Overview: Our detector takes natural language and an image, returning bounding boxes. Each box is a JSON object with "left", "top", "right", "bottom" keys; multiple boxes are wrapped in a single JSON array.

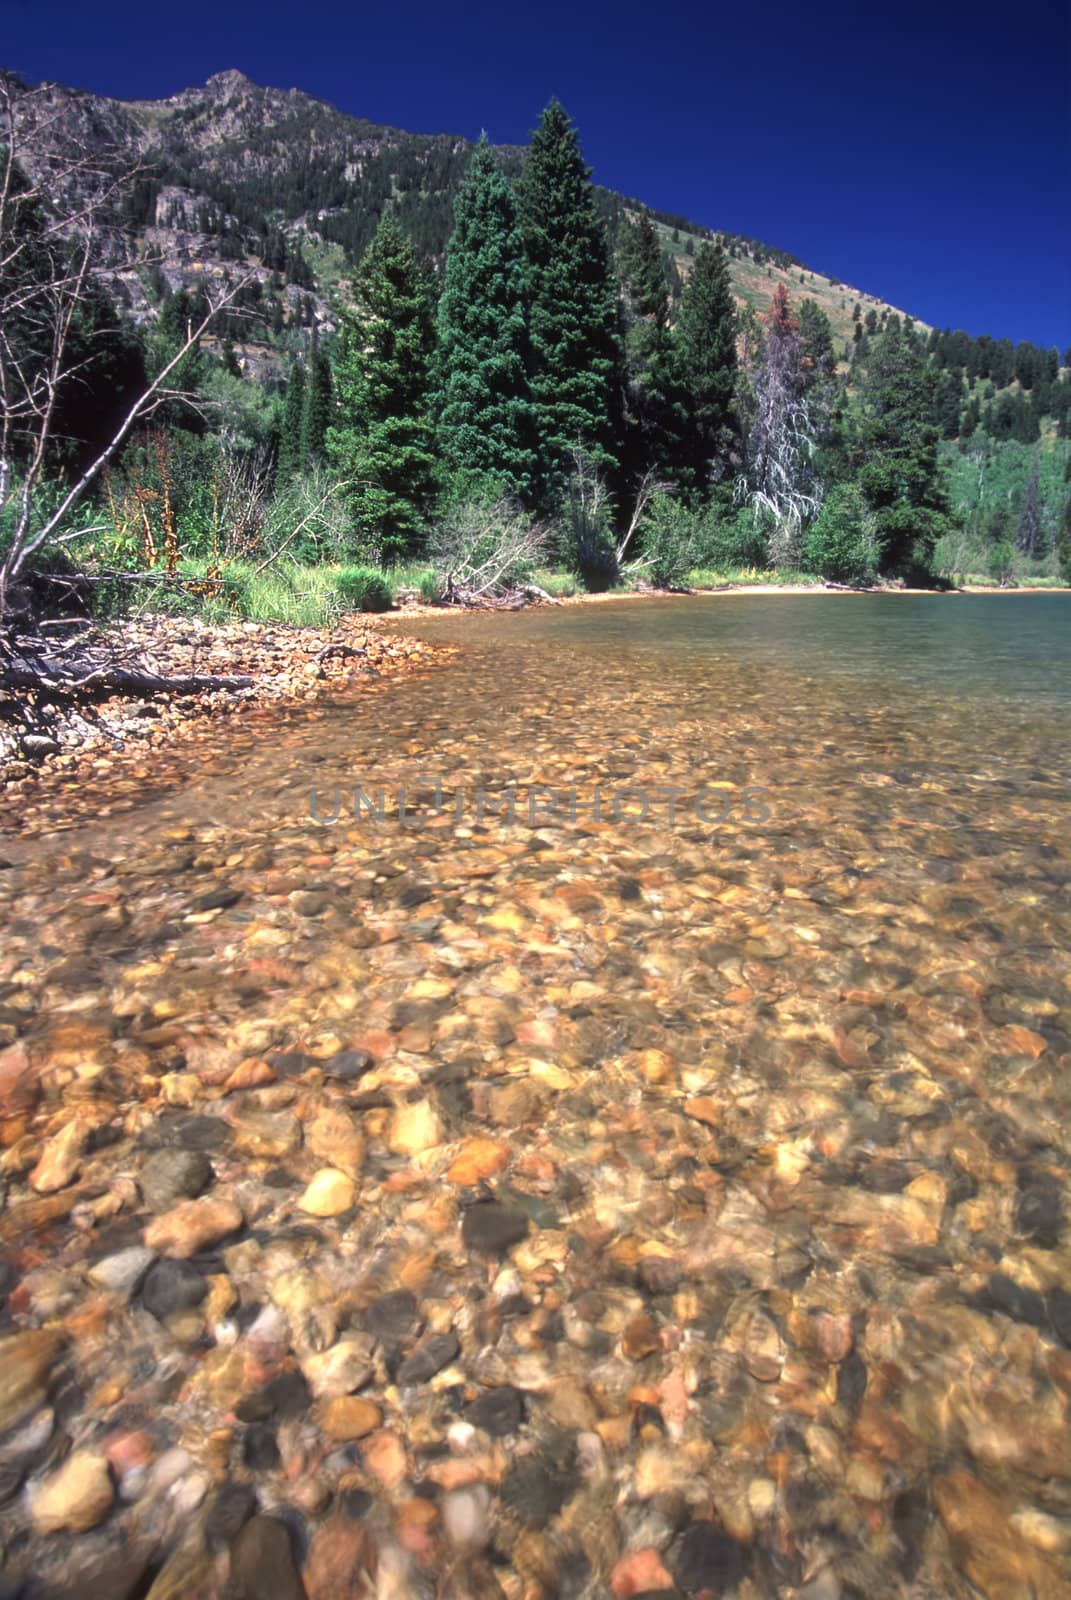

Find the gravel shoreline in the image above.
[{"left": 0, "top": 614, "right": 450, "bottom": 833}]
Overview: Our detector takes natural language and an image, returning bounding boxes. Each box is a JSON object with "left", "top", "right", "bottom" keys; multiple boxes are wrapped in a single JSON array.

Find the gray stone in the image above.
[{"left": 139, "top": 1148, "right": 213, "bottom": 1211}]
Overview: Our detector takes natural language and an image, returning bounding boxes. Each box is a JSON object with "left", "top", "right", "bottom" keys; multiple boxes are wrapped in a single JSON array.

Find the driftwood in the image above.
[
  {"left": 313, "top": 641, "right": 368, "bottom": 677},
  {"left": 520, "top": 583, "right": 562, "bottom": 605},
  {"left": 1, "top": 630, "right": 252, "bottom": 706}
]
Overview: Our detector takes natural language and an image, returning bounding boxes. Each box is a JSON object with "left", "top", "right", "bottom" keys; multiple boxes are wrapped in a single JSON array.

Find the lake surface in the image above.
[{"left": 1, "top": 593, "right": 1069, "bottom": 1597}]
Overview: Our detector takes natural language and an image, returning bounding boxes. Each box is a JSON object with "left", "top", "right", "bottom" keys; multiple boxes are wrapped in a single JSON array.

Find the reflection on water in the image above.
[{"left": 1, "top": 594, "right": 1069, "bottom": 1596}]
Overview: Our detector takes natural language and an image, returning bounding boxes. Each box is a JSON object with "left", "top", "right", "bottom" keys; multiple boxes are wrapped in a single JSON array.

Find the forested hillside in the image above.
[{"left": 1, "top": 65, "right": 1069, "bottom": 644}]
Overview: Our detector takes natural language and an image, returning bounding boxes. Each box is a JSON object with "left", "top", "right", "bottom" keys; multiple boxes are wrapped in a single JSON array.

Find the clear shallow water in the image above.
[
  {"left": 403, "top": 591, "right": 1071, "bottom": 711},
  {"left": 1, "top": 593, "right": 1070, "bottom": 1596}
]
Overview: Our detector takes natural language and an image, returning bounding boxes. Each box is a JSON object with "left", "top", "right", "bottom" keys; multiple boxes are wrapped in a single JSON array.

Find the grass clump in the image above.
[{"left": 336, "top": 566, "right": 394, "bottom": 612}]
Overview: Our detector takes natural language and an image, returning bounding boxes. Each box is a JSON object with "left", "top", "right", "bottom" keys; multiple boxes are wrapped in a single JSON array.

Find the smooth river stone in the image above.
[
  {"left": 29, "top": 1118, "right": 89, "bottom": 1193},
  {"left": 88, "top": 1245, "right": 156, "bottom": 1298},
  {"left": 461, "top": 1200, "right": 529, "bottom": 1256},
  {"left": 30, "top": 1450, "right": 114, "bottom": 1533},
  {"left": 0, "top": 1328, "right": 64, "bottom": 1432},
  {"left": 387, "top": 1099, "right": 443, "bottom": 1156},
  {"left": 304, "top": 1105, "right": 364, "bottom": 1178},
  {"left": 298, "top": 1168, "right": 356, "bottom": 1217},
  {"left": 139, "top": 1147, "right": 213, "bottom": 1210},
  {"left": 144, "top": 1196, "right": 243, "bottom": 1257},
  {"left": 319, "top": 1395, "right": 382, "bottom": 1441}
]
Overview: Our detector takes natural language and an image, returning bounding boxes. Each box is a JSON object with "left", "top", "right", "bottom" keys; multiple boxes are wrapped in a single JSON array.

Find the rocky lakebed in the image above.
[{"left": 0, "top": 595, "right": 1069, "bottom": 1599}]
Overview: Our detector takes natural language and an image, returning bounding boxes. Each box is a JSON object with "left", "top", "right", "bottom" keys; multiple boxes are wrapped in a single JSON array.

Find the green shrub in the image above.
[
  {"left": 417, "top": 570, "right": 442, "bottom": 603},
  {"left": 532, "top": 568, "right": 577, "bottom": 598},
  {"left": 987, "top": 541, "right": 1015, "bottom": 586},
  {"left": 803, "top": 485, "right": 882, "bottom": 585},
  {"left": 337, "top": 566, "right": 394, "bottom": 612},
  {"left": 1058, "top": 497, "right": 1071, "bottom": 584},
  {"left": 700, "top": 505, "right": 770, "bottom": 570},
  {"left": 636, "top": 495, "right": 703, "bottom": 589}
]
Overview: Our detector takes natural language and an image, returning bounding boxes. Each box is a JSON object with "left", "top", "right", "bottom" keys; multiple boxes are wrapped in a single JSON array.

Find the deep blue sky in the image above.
[{"left": 5, "top": 0, "right": 1068, "bottom": 348}]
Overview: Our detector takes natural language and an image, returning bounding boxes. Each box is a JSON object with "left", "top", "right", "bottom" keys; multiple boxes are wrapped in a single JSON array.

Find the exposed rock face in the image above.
[{"left": 0, "top": 63, "right": 916, "bottom": 375}]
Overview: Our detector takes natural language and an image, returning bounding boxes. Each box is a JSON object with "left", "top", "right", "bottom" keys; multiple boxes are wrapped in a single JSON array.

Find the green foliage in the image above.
[
  {"left": 942, "top": 434, "right": 1070, "bottom": 556},
  {"left": 665, "top": 244, "right": 738, "bottom": 495},
  {"left": 987, "top": 540, "right": 1015, "bottom": 584},
  {"left": 436, "top": 136, "right": 539, "bottom": 503},
  {"left": 636, "top": 494, "right": 703, "bottom": 588},
  {"left": 300, "top": 332, "right": 333, "bottom": 467},
  {"left": 855, "top": 325, "right": 955, "bottom": 579},
  {"left": 555, "top": 457, "right": 618, "bottom": 589},
  {"left": 201, "top": 365, "right": 279, "bottom": 453},
  {"left": 804, "top": 484, "right": 882, "bottom": 584},
  {"left": 707, "top": 505, "right": 770, "bottom": 569},
  {"left": 336, "top": 565, "right": 394, "bottom": 611},
  {"left": 618, "top": 215, "right": 669, "bottom": 326},
  {"left": 260, "top": 468, "right": 352, "bottom": 564},
  {"left": 326, "top": 215, "right": 440, "bottom": 561},
  {"left": 531, "top": 568, "right": 577, "bottom": 598},
  {"left": 797, "top": 299, "right": 836, "bottom": 396},
  {"left": 278, "top": 360, "right": 306, "bottom": 482},
  {"left": 617, "top": 215, "right": 674, "bottom": 488},
  {"left": 519, "top": 101, "right": 622, "bottom": 502},
  {"left": 1057, "top": 495, "right": 1071, "bottom": 583}
]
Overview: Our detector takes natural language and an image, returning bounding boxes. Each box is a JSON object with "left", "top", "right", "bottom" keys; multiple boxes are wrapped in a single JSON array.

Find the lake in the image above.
[{"left": 1, "top": 592, "right": 1069, "bottom": 1596}]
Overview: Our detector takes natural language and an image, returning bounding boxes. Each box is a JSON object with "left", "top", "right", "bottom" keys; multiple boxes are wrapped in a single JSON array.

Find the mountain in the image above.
[{"left": 0, "top": 67, "right": 923, "bottom": 381}]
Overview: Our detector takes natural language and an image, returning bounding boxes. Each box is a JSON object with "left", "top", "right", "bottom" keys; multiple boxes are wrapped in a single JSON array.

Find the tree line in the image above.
[{"left": 4, "top": 88, "right": 1071, "bottom": 613}]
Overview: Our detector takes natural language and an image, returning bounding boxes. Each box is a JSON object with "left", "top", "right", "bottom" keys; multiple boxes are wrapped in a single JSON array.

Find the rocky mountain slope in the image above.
[{"left": 2, "top": 67, "right": 922, "bottom": 380}]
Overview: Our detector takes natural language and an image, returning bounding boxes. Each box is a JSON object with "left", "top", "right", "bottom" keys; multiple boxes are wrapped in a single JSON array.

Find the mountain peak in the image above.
[{"left": 205, "top": 69, "right": 255, "bottom": 93}]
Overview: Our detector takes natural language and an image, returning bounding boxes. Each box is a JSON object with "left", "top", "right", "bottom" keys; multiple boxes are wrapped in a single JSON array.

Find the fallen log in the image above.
[{"left": 2, "top": 659, "right": 254, "bottom": 697}]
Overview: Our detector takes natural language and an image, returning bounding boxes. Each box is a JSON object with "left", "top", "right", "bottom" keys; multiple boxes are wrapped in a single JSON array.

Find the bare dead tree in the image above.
[
  {"left": 737, "top": 283, "right": 820, "bottom": 568},
  {"left": 615, "top": 467, "right": 670, "bottom": 567},
  {"left": 0, "top": 77, "right": 254, "bottom": 717}
]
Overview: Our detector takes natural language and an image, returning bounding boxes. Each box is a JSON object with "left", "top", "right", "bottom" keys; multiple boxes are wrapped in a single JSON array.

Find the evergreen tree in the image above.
[
  {"left": 435, "top": 135, "right": 539, "bottom": 501},
  {"left": 618, "top": 215, "right": 668, "bottom": 326},
  {"left": 935, "top": 369, "right": 965, "bottom": 439},
  {"left": 797, "top": 299, "right": 836, "bottom": 397},
  {"left": 326, "top": 214, "right": 439, "bottom": 560},
  {"left": 277, "top": 360, "right": 306, "bottom": 482},
  {"left": 519, "top": 100, "right": 621, "bottom": 502},
  {"left": 855, "top": 323, "right": 955, "bottom": 579},
  {"left": 300, "top": 331, "right": 333, "bottom": 467},
  {"left": 665, "top": 242, "right": 738, "bottom": 496},
  {"left": 617, "top": 215, "right": 673, "bottom": 487},
  {"left": 1015, "top": 448, "right": 1044, "bottom": 559}
]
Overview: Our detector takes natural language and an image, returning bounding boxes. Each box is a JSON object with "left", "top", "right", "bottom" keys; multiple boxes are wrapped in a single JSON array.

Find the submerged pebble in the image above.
[{"left": 0, "top": 602, "right": 1068, "bottom": 1597}]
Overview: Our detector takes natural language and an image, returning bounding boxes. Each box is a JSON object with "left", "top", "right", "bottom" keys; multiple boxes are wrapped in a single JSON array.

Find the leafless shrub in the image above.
[{"left": 429, "top": 497, "right": 549, "bottom": 605}]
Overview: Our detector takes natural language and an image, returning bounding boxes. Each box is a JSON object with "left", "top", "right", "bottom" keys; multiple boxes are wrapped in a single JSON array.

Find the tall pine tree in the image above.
[
  {"left": 436, "top": 135, "right": 539, "bottom": 502},
  {"left": 300, "top": 330, "right": 333, "bottom": 468},
  {"left": 326, "top": 215, "right": 439, "bottom": 561},
  {"left": 519, "top": 100, "right": 621, "bottom": 504},
  {"left": 617, "top": 215, "right": 673, "bottom": 485},
  {"left": 855, "top": 323, "right": 954, "bottom": 579},
  {"left": 277, "top": 360, "right": 306, "bottom": 482},
  {"left": 665, "top": 242, "right": 738, "bottom": 497}
]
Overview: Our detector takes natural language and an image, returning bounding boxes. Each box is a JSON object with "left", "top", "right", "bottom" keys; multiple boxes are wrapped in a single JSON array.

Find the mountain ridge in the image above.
[{"left": 1, "top": 66, "right": 926, "bottom": 377}]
